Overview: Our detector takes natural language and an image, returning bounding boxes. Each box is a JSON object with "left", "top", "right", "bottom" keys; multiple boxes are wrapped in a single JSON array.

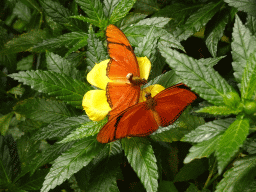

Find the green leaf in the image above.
[
  {"left": 8, "top": 84, "right": 25, "bottom": 96},
  {"left": 0, "top": 113, "right": 14, "bottom": 135},
  {"left": 224, "top": 0, "right": 256, "bottom": 17},
  {"left": 158, "top": 30, "right": 185, "bottom": 52},
  {"left": 16, "top": 55, "right": 33, "bottom": 71},
  {"left": 205, "top": 8, "right": 230, "bottom": 57},
  {"left": 20, "top": 0, "right": 41, "bottom": 12},
  {"left": 109, "top": 0, "right": 137, "bottom": 24},
  {"left": 158, "top": 181, "right": 178, "bottom": 192},
  {"left": 174, "top": 2, "right": 223, "bottom": 41},
  {"left": 9, "top": 70, "right": 91, "bottom": 108},
  {"left": 70, "top": 15, "right": 104, "bottom": 28},
  {"left": 232, "top": 15, "right": 256, "bottom": 82},
  {"left": 158, "top": 45, "right": 233, "bottom": 105},
  {"left": 46, "top": 52, "right": 82, "bottom": 80},
  {"left": 246, "top": 15, "right": 256, "bottom": 36},
  {"left": 182, "top": 118, "right": 233, "bottom": 143},
  {"left": 0, "top": 135, "right": 20, "bottom": 183},
  {"left": 122, "top": 137, "right": 158, "bottom": 192},
  {"left": 2, "top": 29, "right": 48, "bottom": 54},
  {"left": 40, "top": 0, "right": 82, "bottom": 31},
  {"left": 184, "top": 135, "right": 222, "bottom": 164},
  {"left": 216, "top": 116, "right": 250, "bottom": 174},
  {"left": 116, "top": 13, "right": 147, "bottom": 29},
  {"left": 198, "top": 56, "right": 226, "bottom": 68},
  {"left": 135, "top": 17, "right": 170, "bottom": 28},
  {"left": 13, "top": 2, "right": 31, "bottom": 23},
  {"left": 241, "top": 52, "right": 256, "bottom": 100},
  {"left": 103, "top": 0, "right": 119, "bottom": 18},
  {"left": 19, "top": 169, "right": 48, "bottom": 190},
  {"left": 41, "top": 137, "right": 104, "bottom": 192},
  {"left": 174, "top": 159, "right": 208, "bottom": 182},
  {"left": 33, "top": 32, "right": 88, "bottom": 52},
  {"left": 19, "top": 142, "right": 74, "bottom": 177},
  {"left": 86, "top": 26, "right": 108, "bottom": 70},
  {"left": 75, "top": 0, "right": 105, "bottom": 28},
  {"left": 243, "top": 138, "right": 256, "bottom": 155},
  {"left": 32, "top": 115, "right": 90, "bottom": 141},
  {"left": 216, "top": 156, "right": 256, "bottom": 192},
  {"left": 58, "top": 118, "right": 107, "bottom": 143},
  {"left": 151, "top": 108, "right": 205, "bottom": 142},
  {"left": 87, "top": 141, "right": 122, "bottom": 192},
  {"left": 186, "top": 183, "right": 200, "bottom": 192},
  {"left": 14, "top": 98, "right": 75, "bottom": 123},
  {"left": 135, "top": 26, "right": 157, "bottom": 63},
  {"left": 196, "top": 105, "right": 242, "bottom": 115},
  {"left": 133, "top": 0, "right": 159, "bottom": 15}
]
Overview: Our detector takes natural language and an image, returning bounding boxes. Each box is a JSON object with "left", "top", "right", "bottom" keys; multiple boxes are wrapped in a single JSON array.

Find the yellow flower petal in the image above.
[
  {"left": 82, "top": 90, "right": 111, "bottom": 121},
  {"left": 139, "top": 84, "right": 165, "bottom": 102},
  {"left": 87, "top": 59, "right": 112, "bottom": 90},
  {"left": 137, "top": 56, "right": 151, "bottom": 80}
]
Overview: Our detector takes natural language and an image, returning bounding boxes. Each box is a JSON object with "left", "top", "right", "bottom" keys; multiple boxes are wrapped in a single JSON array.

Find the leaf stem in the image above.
[{"left": 203, "top": 160, "right": 218, "bottom": 190}]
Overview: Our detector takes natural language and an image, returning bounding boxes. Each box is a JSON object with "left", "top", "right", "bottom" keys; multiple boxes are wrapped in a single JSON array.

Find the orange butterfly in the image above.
[
  {"left": 97, "top": 83, "right": 197, "bottom": 143},
  {"left": 106, "top": 24, "right": 148, "bottom": 119}
]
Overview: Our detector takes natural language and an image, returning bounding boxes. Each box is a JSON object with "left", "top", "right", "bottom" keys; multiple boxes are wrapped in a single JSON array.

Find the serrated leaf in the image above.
[
  {"left": 243, "top": 138, "right": 256, "bottom": 155},
  {"left": 0, "top": 112, "right": 14, "bottom": 135},
  {"left": 122, "top": 137, "right": 158, "bottom": 192},
  {"left": 75, "top": 0, "right": 105, "bottom": 28},
  {"left": 246, "top": 15, "right": 256, "bottom": 36},
  {"left": 20, "top": 0, "right": 40, "bottom": 11},
  {"left": 40, "top": 0, "right": 82, "bottom": 31},
  {"left": 46, "top": 52, "right": 82, "bottom": 80},
  {"left": 0, "top": 135, "right": 20, "bottom": 183},
  {"left": 109, "top": 0, "right": 136, "bottom": 24},
  {"left": 86, "top": 26, "right": 107, "bottom": 70},
  {"left": 135, "top": 26, "right": 157, "bottom": 63},
  {"left": 158, "top": 45, "right": 233, "bottom": 105},
  {"left": 70, "top": 15, "right": 104, "bottom": 28},
  {"left": 33, "top": 115, "right": 90, "bottom": 141},
  {"left": 135, "top": 17, "right": 170, "bottom": 28},
  {"left": 16, "top": 55, "right": 33, "bottom": 71},
  {"left": 2, "top": 29, "right": 48, "bottom": 54},
  {"left": 198, "top": 56, "right": 226, "bottom": 68},
  {"left": 174, "top": 2, "right": 223, "bottom": 41},
  {"left": 19, "top": 169, "right": 48, "bottom": 190},
  {"left": 158, "top": 181, "right": 178, "bottom": 192},
  {"left": 58, "top": 118, "right": 107, "bottom": 143},
  {"left": 133, "top": 0, "right": 158, "bottom": 15},
  {"left": 216, "top": 116, "right": 250, "bottom": 174},
  {"left": 151, "top": 108, "right": 205, "bottom": 142},
  {"left": 205, "top": 8, "right": 230, "bottom": 57},
  {"left": 224, "top": 0, "right": 256, "bottom": 17},
  {"left": 13, "top": 1, "right": 31, "bottom": 22},
  {"left": 158, "top": 30, "right": 185, "bottom": 52},
  {"left": 241, "top": 52, "right": 256, "bottom": 100},
  {"left": 33, "top": 32, "right": 88, "bottom": 52},
  {"left": 184, "top": 135, "right": 222, "bottom": 164},
  {"left": 103, "top": 0, "right": 119, "bottom": 18},
  {"left": 196, "top": 105, "right": 241, "bottom": 115},
  {"left": 116, "top": 13, "right": 147, "bottom": 29},
  {"left": 8, "top": 84, "right": 25, "bottom": 96},
  {"left": 41, "top": 137, "right": 104, "bottom": 192},
  {"left": 14, "top": 98, "right": 74, "bottom": 123},
  {"left": 9, "top": 70, "right": 91, "bottom": 108},
  {"left": 182, "top": 118, "right": 233, "bottom": 143},
  {"left": 174, "top": 159, "right": 207, "bottom": 182},
  {"left": 19, "top": 142, "right": 74, "bottom": 178},
  {"left": 87, "top": 141, "right": 122, "bottom": 192},
  {"left": 216, "top": 156, "right": 256, "bottom": 192},
  {"left": 232, "top": 15, "right": 256, "bottom": 82}
]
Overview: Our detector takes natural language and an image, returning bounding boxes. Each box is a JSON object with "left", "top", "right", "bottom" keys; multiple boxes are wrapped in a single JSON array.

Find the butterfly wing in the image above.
[
  {"left": 97, "top": 102, "right": 158, "bottom": 143},
  {"left": 106, "top": 82, "right": 140, "bottom": 119},
  {"left": 154, "top": 83, "right": 197, "bottom": 127},
  {"left": 106, "top": 24, "right": 140, "bottom": 80}
]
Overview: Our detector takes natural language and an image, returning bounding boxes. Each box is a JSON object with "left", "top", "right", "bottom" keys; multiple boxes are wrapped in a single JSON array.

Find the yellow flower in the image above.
[{"left": 82, "top": 56, "right": 164, "bottom": 121}]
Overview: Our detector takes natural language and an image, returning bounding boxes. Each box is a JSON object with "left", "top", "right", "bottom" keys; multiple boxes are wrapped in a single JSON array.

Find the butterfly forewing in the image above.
[{"left": 106, "top": 25, "right": 140, "bottom": 79}]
